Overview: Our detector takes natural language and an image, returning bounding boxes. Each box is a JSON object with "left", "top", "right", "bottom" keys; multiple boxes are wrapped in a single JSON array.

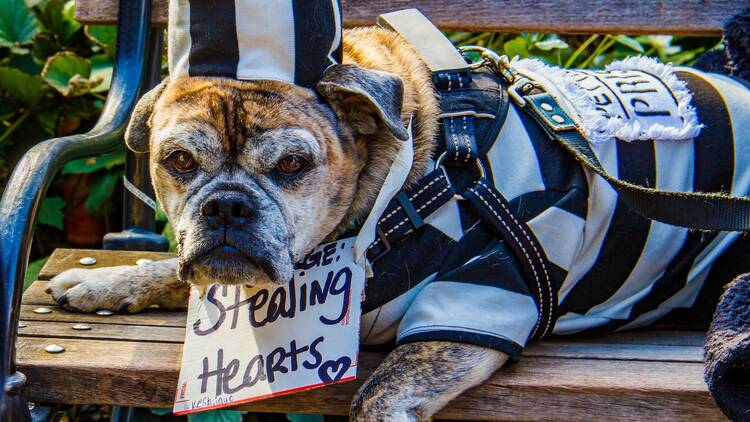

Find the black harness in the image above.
[{"left": 363, "top": 12, "right": 557, "bottom": 339}]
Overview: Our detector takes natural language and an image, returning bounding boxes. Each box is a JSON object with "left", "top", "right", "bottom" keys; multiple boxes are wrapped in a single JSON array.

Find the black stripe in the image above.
[
  {"left": 440, "top": 241, "right": 531, "bottom": 295},
  {"left": 188, "top": 0, "right": 240, "bottom": 78},
  {"left": 587, "top": 72, "right": 735, "bottom": 332},
  {"left": 678, "top": 71, "right": 735, "bottom": 194},
  {"left": 517, "top": 105, "right": 589, "bottom": 192},
  {"left": 364, "top": 225, "right": 458, "bottom": 313},
  {"left": 559, "top": 139, "right": 655, "bottom": 314},
  {"left": 291, "top": 0, "right": 341, "bottom": 86},
  {"left": 398, "top": 330, "right": 524, "bottom": 361}
]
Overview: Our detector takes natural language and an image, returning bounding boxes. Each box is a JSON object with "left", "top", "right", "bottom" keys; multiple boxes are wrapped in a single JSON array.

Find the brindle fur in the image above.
[{"left": 48, "top": 27, "right": 506, "bottom": 420}]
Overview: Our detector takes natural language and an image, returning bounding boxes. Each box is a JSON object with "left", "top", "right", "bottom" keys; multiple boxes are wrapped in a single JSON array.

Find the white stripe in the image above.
[
  {"left": 360, "top": 274, "right": 434, "bottom": 345},
  {"left": 585, "top": 138, "right": 693, "bottom": 320},
  {"left": 326, "top": 0, "right": 342, "bottom": 64},
  {"left": 424, "top": 199, "right": 463, "bottom": 241},
  {"left": 234, "top": 0, "right": 295, "bottom": 82},
  {"left": 399, "top": 281, "right": 538, "bottom": 347},
  {"left": 527, "top": 207, "right": 584, "bottom": 271},
  {"left": 553, "top": 312, "right": 611, "bottom": 335},
  {"left": 168, "top": 0, "right": 192, "bottom": 78},
  {"left": 487, "top": 105, "right": 545, "bottom": 201},
  {"left": 558, "top": 138, "right": 619, "bottom": 302}
]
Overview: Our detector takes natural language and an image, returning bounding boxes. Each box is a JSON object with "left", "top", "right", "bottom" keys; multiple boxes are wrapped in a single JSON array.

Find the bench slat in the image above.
[
  {"left": 16, "top": 337, "right": 723, "bottom": 421},
  {"left": 38, "top": 248, "right": 174, "bottom": 280},
  {"left": 20, "top": 304, "right": 186, "bottom": 327},
  {"left": 74, "top": 0, "right": 744, "bottom": 35}
]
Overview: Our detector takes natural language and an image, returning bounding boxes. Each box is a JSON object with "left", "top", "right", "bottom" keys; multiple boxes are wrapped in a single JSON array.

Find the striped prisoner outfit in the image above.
[{"left": 360, "top": 61, "right": 750, "bottom": 360}]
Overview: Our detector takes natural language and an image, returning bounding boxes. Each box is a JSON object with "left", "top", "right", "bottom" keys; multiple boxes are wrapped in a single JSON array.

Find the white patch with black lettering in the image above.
[{"left": 515, "top": 57, "right": 702, "bottom": 144}]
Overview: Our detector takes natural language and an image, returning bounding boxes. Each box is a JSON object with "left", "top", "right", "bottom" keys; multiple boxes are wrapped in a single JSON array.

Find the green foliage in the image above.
[
  {"left": 448, "top": 32, "right": 720, "bottom": 69},
  {"left": 37, "top": 195, "right": 64, "bottom": 229},
  {"left": 24, "top": 255, "right": 48, "bottom": 290},
  {"left": 0, "top": 0, "right": 119, "bottom": 231},
  {"left": 187, "top": 410, "right": 246, "bottom": 422}
]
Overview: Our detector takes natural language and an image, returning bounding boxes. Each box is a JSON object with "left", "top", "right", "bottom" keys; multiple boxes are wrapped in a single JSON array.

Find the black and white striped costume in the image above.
[
  {"left": 168, "top": 0, "right": 342, "bottom": 86},
  {"left": 360, "top": 60, "right": 750, "bottom": 360}
]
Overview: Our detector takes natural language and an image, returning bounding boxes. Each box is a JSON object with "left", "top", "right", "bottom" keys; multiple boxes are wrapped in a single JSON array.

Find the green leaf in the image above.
[
  {"left": 187, "top": 410, "right": 246, "bottom": 422},
  {"left": 534, "top": 37, "right": 569, "bottom": 52},
  {"left": 34, "top": 108, "right": 60, "bottom": 135},
  {"left": 85, "top": 25, "right": 117, "bottom": 57},
  {"left": 42, "top": 51, "right": 102, "bottom": 96},
  {"left": 63, "top": 149, "right": 125, "bottom": 174},
  {"left": 24, "top": 256, "right": 48, "bottom": 290},
  {"left": 85, "top": 170, "right": 119, "bottom": 213},
  {"left": 31, "top": 32, "right": 61, "bottom": 64},
  {"left": 61, "top": 0, "right": 82, "bottom": 42},
  {"left": 90, "top": 53, "right": 113, "bottom": 93},
  {"left": 0, "top": 0, "right": 39, "bottom": 50},
  {"left": 0, "top": 67, "right": 44, "bottom": 105},
  {"left": 503, "top": 37, "right": 530, "bottom": 59},
  {"left": 38, "top": 196, "right": 65, "bottom": 229},
  {"left": 612, "top": 35, "right": 645, "bottom": 53},
  {"left": 287, "top": 415, "right": 325, "bottom": 422}
]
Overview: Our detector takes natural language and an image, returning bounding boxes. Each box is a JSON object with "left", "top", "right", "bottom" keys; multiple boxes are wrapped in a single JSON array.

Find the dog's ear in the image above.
[
  {"left": 317, "top": 64, "right": 408, "bottom": 141},
  {"left": 125, "top": 78, "right": 169, "bottom": 153}
]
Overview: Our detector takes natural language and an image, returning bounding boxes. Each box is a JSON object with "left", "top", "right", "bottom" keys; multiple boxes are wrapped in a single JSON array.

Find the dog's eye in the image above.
[
  {"left": 277, "top": 155, "right": 306, "bottom": 175},
  {"left": 168, "top": 151, "right": 198, "bottom": 174}
]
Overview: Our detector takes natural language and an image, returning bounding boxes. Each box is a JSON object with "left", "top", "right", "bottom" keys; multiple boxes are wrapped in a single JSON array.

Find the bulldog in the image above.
[{"left": 46, "top": 17, "right": 750, "bottom": 422}]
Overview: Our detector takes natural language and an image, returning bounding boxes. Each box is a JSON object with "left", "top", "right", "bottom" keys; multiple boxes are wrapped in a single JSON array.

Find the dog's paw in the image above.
[{"left": 46, "top": 266, "right": 151, "bottom": 313}]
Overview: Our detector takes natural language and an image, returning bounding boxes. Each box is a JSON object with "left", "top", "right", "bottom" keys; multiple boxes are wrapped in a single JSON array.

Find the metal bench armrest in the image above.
[{"left": 0, "top": 0, "right": 153, "bottom": 419}]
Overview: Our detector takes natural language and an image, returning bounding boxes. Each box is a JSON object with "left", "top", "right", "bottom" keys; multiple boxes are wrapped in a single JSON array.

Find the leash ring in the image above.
[{"left": 434, "top": 151, "right": 486, "bottom": 201}]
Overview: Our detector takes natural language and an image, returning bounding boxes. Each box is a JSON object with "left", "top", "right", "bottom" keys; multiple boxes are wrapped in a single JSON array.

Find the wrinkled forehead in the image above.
[{"left": 150, "top": 77, "right": 338, "bottom": 152}]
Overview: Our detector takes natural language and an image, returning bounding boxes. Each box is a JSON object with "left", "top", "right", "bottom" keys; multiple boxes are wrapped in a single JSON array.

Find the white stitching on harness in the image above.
[
  {"left": 478, "top": 180, "right": 553, "bottom": 337},
  {"left": 449, "top": 119, "right": 460, "bottom": 161},
  {"left": 468, "top": 186, "right": 544, "bottom": 338},
  {"left": 369, "top": 185, "right": 452, "bottom": 250},
  {"left": 377, "top": 174, "right": 446, "bottom": 224},
  {"left": 462, "top": 116, "right": 471, "bottom": 163}
]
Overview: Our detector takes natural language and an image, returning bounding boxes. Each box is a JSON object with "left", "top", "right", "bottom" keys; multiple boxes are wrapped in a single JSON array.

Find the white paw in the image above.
[{"left": 46, "top": 266, "right": 148, "bottom": 313}]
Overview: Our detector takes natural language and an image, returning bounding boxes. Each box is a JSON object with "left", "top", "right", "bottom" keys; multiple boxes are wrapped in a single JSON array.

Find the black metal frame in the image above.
[{"left": 0, "top": 0, "right": 154, "bottom": 420}]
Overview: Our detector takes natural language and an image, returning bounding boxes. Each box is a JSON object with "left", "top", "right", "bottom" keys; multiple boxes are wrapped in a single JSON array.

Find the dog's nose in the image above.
[{"left": 201, "top": 194, "right": 253, "bottom": 229}]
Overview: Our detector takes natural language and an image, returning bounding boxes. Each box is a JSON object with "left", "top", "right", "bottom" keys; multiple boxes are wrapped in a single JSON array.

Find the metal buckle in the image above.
[
  {"left": 434, "top": 151, "right": 486, "bottom": 201},
  {"left": 369, "top": 225, "right": 392, "bottom": 263}
]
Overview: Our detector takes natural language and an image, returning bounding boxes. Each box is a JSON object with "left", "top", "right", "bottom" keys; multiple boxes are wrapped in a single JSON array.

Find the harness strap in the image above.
[
  {"left": 464, "top": 178, "right": 556, "bottom": 339},
  {"left": 521, "top": 91, "right": 750, "bottom": 232},
  {"left": 366, "top": 169, "right": 456, "bottom": 262}
]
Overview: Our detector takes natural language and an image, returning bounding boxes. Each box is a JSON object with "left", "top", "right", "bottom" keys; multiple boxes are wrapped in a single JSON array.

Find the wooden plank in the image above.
[
  {"left": 74, "top": 0, "right": 744, "bottom": 35},
  {"left": 20, "top": 304, "right": 186, "bottom": 327},
  {"left": 17, "top": 320, "right": 185, "bottom": 343},
  {"left": 38, "top": 248, "right": 175, "bottom": 280},
  {"left": 16, "top": 337, "right": 724, "bottom": 421},
  {"left": 16, "top": 311, "right": 703, "bottom": 362}
]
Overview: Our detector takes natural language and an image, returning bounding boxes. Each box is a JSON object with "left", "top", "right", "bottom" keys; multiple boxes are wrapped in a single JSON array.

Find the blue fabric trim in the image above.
[{"left": 397, "top": 329, "right": 524, "bottom": 361}]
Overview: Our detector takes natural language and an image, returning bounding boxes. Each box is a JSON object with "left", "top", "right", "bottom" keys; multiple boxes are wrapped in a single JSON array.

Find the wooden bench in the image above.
[
  {"left": 18, "top": 249, "right": 725, "bottom": 420},
  {"left": 10, "top": 0, "right": 749, "bottom": 420}
]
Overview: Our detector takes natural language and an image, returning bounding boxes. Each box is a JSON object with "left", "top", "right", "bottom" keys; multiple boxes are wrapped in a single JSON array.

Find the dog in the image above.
[{"left": 46, "top": 15, "right": 750, "bottom": 421}]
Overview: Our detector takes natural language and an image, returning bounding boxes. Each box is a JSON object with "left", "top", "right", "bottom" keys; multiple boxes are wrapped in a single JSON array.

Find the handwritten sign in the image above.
[{"left": 173, "top": 237, "right": 365, "bottom": 415}]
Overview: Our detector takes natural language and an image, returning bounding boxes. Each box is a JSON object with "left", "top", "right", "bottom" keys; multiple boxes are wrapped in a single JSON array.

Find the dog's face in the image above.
[{"left": 125, "top": 65, "right": 407, "bottom": 287}]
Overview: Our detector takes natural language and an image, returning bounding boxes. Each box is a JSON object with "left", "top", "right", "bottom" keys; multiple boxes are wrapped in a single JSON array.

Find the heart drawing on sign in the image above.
[{"left": 317, "top": 356, "right": 352, "bottom": 383}]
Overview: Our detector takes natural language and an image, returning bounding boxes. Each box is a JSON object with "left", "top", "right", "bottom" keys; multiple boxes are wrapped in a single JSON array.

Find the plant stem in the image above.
[
  {"left": 579, "top": 36, "right": 615, "bottom": 69},
  {"left": 564, "top": 34, "right": 599, "bottom": 68},
  {"left": 0, "top": 109, "right": 32, "bottom": 146}
]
